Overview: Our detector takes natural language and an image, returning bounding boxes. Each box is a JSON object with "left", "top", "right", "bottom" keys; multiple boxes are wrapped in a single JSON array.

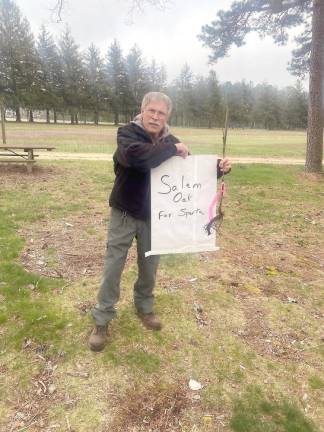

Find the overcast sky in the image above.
[{"left": 16, "top": 0, "right": 306, "bottom": 88}]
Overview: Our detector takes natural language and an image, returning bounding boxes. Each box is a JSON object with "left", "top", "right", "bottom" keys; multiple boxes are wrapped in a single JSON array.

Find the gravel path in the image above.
[{"left": 39, "top": 151, "right": 306, "bottom": 165}]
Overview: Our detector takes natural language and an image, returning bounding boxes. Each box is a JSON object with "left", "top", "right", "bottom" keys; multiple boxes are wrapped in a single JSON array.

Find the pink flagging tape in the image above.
[{"left": 208, "top": 182, "right": 225, "bottom": 221}]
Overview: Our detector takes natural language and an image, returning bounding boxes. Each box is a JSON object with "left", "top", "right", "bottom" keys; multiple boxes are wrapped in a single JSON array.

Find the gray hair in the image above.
[{"left": 141, "top": 92, "right": 173, "bottom": 116}]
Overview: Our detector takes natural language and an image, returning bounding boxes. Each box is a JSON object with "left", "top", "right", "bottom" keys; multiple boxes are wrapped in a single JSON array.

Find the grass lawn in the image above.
[
  {"left": 4, "top": 121, "right": 308, "bottom": 158},
  {"left": 0, "top": 160, "right": 323, "bottom": 431}
]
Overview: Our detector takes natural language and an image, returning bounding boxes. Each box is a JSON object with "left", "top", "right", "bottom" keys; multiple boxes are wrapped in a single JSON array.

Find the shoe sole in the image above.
[{"left": 89, "top": 342, "right": 106, "bottom": 352}]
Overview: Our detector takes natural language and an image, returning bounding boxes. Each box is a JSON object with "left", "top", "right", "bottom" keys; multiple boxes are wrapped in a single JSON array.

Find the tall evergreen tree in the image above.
[
  {"left": 206, "top": 70, "right": 223, "bottom": 127},
  {"left": 191, "top": 71, "right": 223, "bottom": 128},
  {"left": 58, "top": 26, "right": 84, "bottom": 124},
  {"left": 222, "top": 82, "right": 240, "bottom": 127},
  {"left": 199, "top": 0, "right": 323, "bottom": 172},
  {"left": 37, "top": 25, "right": 62, "bottom": 123},
  {"left": 222, "top": 81, "right": 254, "bottom": 127},
  {"left": 158, "top": 64, "right": 167, "bottom": 92},
  {"left": 147, "top": 59, "right": 167, "bottom": 92},
  {"left": 84, "top": 43, "right": 108, "bottom": 124},
  {"left": 105, "top": 39, "right": 131, "bottom": 124},
  {"left": 284, "top": 81, "right": 308, "bottom": 129},
  {"left": 253, "top": 83, "right": 283, "bottom": 130},
  {"left": 0, "top": 0, "right": 39, "bottom": 121},
  {"left": 175, "top": 63, "right": 195, "bottom": 126},
  {"left": 240, "top": 80, "right": 254, "bottom": 127},
  {"left": 126, "top": 44, "right": 149, "bottom": 116}
]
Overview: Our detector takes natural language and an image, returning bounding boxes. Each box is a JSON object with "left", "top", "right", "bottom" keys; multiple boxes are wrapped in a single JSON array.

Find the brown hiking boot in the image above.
[
  {"left": 137, "top": 312, "right": 162, "bottom": 331},
  {"left": 89, "top": 325, "right": 108, "bottom": 352}
]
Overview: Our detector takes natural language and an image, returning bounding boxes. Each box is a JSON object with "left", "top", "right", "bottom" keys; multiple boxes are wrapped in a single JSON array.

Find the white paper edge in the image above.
[{"left": 145, "top": 245, "right": 219, "bottom": 257}]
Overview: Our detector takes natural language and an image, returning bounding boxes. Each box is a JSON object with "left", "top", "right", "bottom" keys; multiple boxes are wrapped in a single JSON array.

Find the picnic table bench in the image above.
[{"left": 0, "top": 145, "right": 55, "bottom": 173}]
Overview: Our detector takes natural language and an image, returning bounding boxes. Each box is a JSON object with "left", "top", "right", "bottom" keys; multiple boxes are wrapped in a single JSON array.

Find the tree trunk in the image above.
[
  {"left": 54, "top": 110, "right": 57, "bottom": 124},
  {"left": 28, "top": 110, "right": 34, "bottom": 122},
  {"left": 46, "top": 109, "right": 50, "bottom": 123},
  {"left": 1, "top": 103, "right": 6, "bottom": 145},
  {"left": 114, "top": 111, "right": 119, "bottom": 125},
  {"left": 16, "top": 107, "right": 21, "bottom": 122},
  {"left": 70, "top": 113, "right": 74, "bottom": 124},
  {"left": 305, "top": 0, "right": 324, "bottom": 173},
  {"left": 94, "top": 110, "right": 99, "bottom": 125},
  {"left": 75, "top": 113, "right": 79, "bottom": 124}
]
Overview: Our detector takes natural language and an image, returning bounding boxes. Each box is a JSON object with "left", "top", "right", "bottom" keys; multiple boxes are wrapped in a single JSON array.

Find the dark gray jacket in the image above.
[{"left": 109, "top": 122, "right": 179, "bottom": 220}]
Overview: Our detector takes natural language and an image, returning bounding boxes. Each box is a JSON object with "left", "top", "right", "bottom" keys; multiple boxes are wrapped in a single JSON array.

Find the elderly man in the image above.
[{"left": 89, "top": 92, "right": 231, "bottom": 352}]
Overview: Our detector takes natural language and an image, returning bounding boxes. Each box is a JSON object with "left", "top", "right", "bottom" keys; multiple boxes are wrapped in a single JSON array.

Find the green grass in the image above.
[
  {"left": 4, "top": 121, "right": 309, "bottom": 157},
  {"left": 230, "top": 386, "right": 318, "bottom": 432},
  {"left": 0, "top": 206, "right": 68, "bottom": 352},
  {"left": 308, "top": 375, "right": 324, "bottom": 390},
  {"left": 0, "top": 160, "right": 323, "bottom": 431}
]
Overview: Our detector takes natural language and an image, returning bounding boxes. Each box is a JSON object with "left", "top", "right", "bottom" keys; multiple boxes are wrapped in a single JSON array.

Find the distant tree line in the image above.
[{"left": 0, "top": 0, "right": 308, "bottom": 130}]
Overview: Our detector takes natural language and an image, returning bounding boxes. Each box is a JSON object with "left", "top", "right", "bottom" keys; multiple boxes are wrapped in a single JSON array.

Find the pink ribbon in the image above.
[{"left": 208, "top": 182, "right": 225, "bottom": 221}]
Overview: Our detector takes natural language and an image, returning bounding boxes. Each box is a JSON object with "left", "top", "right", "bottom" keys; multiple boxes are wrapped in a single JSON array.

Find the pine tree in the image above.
[
  {"left": 190, "top": 75, "right": 209, "bottom": 127},
  {"left": 105, "top": 40, "right": 131, "bottom": 124},
  {"left": 284, "top": 81, "right": 308, "bottom": 129},
  {"left": 147, "top": 59, "right": 167, "bottom": 92},
  {"left": 189, "top": 71, "right": 223, "bottom": 128},
  {"left": 206, "top": 70, "right": 223, "bottom": 127},
  {"left": 37, "top": 25, "right": 62, "bottom": 123},
  {"left": 84, "top": 43, "right": 108, "bottom": 124},
  {"left": 0, "top": 0, "right": 39, "bottom": 121},
  {"left": 126, "top": 44, "right": 149, "bottom": 116},
  {"left": 222, "top": 81, "right": 254, "bottom": 127},
  {"left": 176, "top": 63, "right": 195, "bottom": 127},
  {"left": 252, "top": 83, "right": 283, "bottom": 130},
  {"left": 199, "top": 0, "right": 323, "bottom": 173},
  {"left": 159, "top": 65, "right": 167, "bottom": 92},
  {"left": 58, "top": 26, "right": 85, "bottom": 124}
]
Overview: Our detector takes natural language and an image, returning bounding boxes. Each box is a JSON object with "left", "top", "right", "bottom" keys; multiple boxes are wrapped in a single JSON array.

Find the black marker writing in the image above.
[
  {"left": 158, "top": 175, "right": 202, "bottom": 195},
  {"left": 178, "top": 208, "right": 204, "bottom": 218}
]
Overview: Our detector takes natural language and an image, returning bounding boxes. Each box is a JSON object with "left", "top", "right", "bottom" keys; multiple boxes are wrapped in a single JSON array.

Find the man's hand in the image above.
[
  {"left": 219, "top": 157, "right": 231, "bottom": 174},
  {"left": 175, "top": 142, "right": 189, "bottom": 158}
]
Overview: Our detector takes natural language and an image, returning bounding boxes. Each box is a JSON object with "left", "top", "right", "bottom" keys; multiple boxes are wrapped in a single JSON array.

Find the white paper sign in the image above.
[{"left": 145, "top": 155, "right": 219, "bottom": 256}]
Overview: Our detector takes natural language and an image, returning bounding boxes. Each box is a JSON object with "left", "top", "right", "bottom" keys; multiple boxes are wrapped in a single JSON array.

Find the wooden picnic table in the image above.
[{"left": 0, "top": 145, "right": 55, "bottom": 173}]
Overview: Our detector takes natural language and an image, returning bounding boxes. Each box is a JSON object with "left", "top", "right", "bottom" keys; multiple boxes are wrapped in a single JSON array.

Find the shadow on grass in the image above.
[{"left": 230, "top": 386, "right": 318, "bottom": 432}]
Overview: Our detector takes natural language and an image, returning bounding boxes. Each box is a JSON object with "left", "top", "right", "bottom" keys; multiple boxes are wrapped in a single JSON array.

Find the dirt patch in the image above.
[
  {"left": 5, "top": 343, "right": 65, "bottom": 432},
  {"left": 0, "top": 164, "right": 64, "bottom": 187},
  {"left": 219, "top": 225, "right": 324, "bottom": 292},
  {"left": 109, "top": 382, "right": 203, "bottom": 432},
  {"left": 235, "top": 298, "right": 307, "bottom": 362},
  {"left": 19, "top": 212, "right": 137, "bottom": 281},
  {"left": 19, "top": 213, "right": 106, "bottom": 280}
]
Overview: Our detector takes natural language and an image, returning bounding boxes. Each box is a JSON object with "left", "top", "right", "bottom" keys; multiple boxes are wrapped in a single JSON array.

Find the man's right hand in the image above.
[{"left": 175, "top": 142, "right": 189, "bottom": 158}]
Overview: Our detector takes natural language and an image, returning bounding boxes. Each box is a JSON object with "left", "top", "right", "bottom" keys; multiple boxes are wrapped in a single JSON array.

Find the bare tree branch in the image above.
[
  {"left": 50, "top": 0, "right": 172, "bottom": 22},
  {"left": 51, "top": 0, "right": 64, "bottom": 22}
]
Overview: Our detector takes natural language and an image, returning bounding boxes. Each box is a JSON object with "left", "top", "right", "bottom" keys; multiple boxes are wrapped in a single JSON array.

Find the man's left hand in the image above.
[{"left": 219, "top": 157, "right": 231, "bottom": 174}]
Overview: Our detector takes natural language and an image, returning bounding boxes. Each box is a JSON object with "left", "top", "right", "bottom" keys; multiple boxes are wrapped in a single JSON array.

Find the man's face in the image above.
[{"left": 141, "top": 100, "right": 169, "bottom": 138}]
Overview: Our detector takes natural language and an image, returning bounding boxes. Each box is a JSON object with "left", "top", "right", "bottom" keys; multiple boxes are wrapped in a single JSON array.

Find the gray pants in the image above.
[{"left": 92, "top": 207, "right": 160, "bottom": 326}]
